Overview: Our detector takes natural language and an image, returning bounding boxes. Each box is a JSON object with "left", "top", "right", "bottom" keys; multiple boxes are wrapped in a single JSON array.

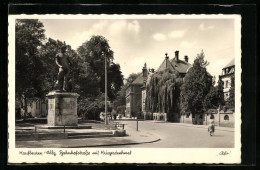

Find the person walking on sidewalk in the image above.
[{"left": 208, "top": 120, "right": 215, "bottom": 136}]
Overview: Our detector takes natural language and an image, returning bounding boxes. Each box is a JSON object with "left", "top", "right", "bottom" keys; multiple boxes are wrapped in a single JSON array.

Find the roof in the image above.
[
  {"left": 131, "top": 73, "right": 144, "bottom": 85},
  {"left": 224, "top": 58, "right": 235, "bottom": 68},
  {"left": 170, "top": 58, "right": 191, "bottom": 73},
  {"left": 157, "top": 58, "right": 175, "bottom": 72}
]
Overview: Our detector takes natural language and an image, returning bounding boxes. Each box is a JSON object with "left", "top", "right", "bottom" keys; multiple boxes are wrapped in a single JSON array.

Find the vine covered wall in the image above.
[{"left": 145, "top": 69, "right": 182, "bottom": 122}]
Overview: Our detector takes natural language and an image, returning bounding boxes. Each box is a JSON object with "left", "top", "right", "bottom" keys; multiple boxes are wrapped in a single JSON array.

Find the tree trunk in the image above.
[{"left": 24, "top": 95, "right": 28, "bottom": 116}]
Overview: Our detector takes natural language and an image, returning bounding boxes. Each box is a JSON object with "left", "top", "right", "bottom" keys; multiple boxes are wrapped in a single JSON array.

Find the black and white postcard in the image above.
[{"left": 8, "top": 14, "right": 241, "bottom": 164}]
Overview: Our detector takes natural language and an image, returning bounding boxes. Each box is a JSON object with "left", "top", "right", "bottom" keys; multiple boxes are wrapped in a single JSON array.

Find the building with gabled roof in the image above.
[
  {"left": 141, "top": 51, "right": 191, "bottom": 121},
  {"left": 170, "top": 51, "right": 191, "bottom": 77},
  {"left": 125, "top": 50, "right": 191, "bottom": 119}
]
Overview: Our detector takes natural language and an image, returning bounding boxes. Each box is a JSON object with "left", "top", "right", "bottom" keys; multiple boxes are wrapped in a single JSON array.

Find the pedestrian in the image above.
[
  {"left": 114, "top": 113, "right": 117, "bottom": 120},
  {"left": 208, "top": 119, "right": 215, "bottom": 136}
]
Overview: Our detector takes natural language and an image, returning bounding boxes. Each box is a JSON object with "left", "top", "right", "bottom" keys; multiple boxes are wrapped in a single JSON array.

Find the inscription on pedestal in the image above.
[{"left": 47, "top": 92, "right": 79, "bottom": 126}]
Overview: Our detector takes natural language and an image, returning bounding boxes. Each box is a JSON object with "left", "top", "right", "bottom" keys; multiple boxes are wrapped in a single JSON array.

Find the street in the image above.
[{"left": 109, "top": 120, "right": 234, "bottom": 148}]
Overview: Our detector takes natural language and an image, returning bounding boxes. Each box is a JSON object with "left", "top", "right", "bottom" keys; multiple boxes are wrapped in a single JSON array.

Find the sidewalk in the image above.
[
  {"left": 16, "top": 124, "right": 160, "bottom": 148},
  {"left": 152, "top": 121, "right": 234, "bottom": 132}
]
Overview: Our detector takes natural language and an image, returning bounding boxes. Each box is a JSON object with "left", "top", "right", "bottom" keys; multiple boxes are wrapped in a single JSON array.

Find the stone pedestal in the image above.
[{"left": 47, "top": 91, "right": 79, "bottom": 126}]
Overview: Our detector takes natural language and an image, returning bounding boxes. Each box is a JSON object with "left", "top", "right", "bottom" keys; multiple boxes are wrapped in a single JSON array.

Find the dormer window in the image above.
[{"left": 230, "top": 67, "right": 234, "bottom": 73}]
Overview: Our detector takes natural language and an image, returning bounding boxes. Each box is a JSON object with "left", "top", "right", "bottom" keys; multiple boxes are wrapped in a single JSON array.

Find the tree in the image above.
[
  {"left": 181, "top": 50, "right": 212, "bottom": 117},
  {"left": 15, "top": 19, "right": 46, "bottom": 114},
  {"left": 38, "top": 38, "right": 95, "bottom": 95},
  {"left": 126, "top": 73, "right": 140, "bottom": 84},
  {"left": 107, "top": 63, "right": 124, "bottom": 100},
  {"left": 77, "top": 35, "right": 123, "bottom": 101},
  {"left": 204, "top": 79, "right": 225, "bottom": 109},
  {"left": 145, "top": 69, "right": 182, "bottom": 121}
]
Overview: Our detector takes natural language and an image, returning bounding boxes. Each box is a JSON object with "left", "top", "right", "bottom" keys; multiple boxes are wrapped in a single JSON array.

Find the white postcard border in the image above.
[{"left": 8, "top": 14, "right": 241, "bottom": 164}]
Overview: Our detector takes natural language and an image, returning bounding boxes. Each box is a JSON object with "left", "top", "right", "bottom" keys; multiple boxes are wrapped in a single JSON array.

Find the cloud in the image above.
[
  {"left": 198, "top": 23, "right": 215, "bottom": 31},
  {"left": 180, "top": 41, "right": 196, "bottom": 48},
  {"left": 127, "top": 20, "right": 140, "bottom": 34},
  {"left": 153, "top": 33, "right": 166, "bottom": 41},
  {"left": 68, "top": 20, "right": 141, "bottom": 50},
  {"left": 169, "top": 30, "right": 186, "bottom": 38}
]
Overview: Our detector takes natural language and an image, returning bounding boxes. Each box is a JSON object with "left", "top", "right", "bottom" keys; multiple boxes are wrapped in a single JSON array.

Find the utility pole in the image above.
[
  {"left": 136, "top": 113, "right": 138, "bottom": 131},
  {"left": 104, "top": 53, "right": 108, "bottom": 125},
  {"left": 218, "top": 105, "right": 220, "bottom": 127}
]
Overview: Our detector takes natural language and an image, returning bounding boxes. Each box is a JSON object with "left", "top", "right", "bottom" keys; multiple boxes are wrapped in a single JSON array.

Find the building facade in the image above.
[
  {"left": 219, "top": 59, "right": 235, "bottom": 101},
  {"left": 125, "top": 74, "right": 144, "bottom": 118},
  {"left": 15, "top": 97, "right": 48, "bottom": 118},
  {"left": 27, "top": 98, "right": 48, "bottom": 118}
]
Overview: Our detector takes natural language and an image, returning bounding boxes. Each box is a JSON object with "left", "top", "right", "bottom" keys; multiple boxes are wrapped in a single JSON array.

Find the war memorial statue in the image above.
[
  {"left": 54, "top": 45, "right": 71, "bottom": 92},
  {"left": 46, "top": 45, "right": 79, "bottom": 126}
]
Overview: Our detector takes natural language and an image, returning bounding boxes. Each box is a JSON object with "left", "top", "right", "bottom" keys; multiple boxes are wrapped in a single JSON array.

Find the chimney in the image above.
[
  {"left": 142, "top": 63, "right": 148, "bottom": 78},
  {"left": 184, "top": 55, "right": 188, "bottom": 63},
  {"left": 175, "top": 51, "right": 179, "bottom": 61}
]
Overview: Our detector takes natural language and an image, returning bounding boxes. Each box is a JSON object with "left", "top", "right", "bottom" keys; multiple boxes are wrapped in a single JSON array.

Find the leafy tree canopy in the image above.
[
  {"left": 181, "top": 50, "right": 212, "bottom": 114},
  {"left": 204, "top": 79, "right": 225, "bottom": 109},
  {"left": 15, "top": 19, "right": 46, "bottom": 98},
  {"left": 77, "top": 35, "right": 123, "bottom": 101},
  {"left": 145, "top": 69, "right": 182, "bottom": 121}
]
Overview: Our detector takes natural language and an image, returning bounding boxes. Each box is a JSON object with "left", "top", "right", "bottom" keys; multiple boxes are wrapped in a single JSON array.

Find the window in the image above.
[
  {"left": 225, "top": 93, "right": 229, "bottom": 99},
  {"left": 210, "top": 114, "right": 214, "bottom": 119},
  {"left": 224, "top": 115, "right": 229, "bottom": 121},
  {"left": 226, "top": 80, "right": 229, "bottom": 88}
]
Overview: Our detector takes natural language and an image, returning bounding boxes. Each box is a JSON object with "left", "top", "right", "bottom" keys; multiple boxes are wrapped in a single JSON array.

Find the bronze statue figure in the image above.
[{"left": 54, "top": 45, "right": 72, "bottom": 92}]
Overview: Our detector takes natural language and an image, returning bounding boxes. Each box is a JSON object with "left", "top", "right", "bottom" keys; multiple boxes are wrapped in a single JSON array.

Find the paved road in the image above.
[{"left": 108, "top": 120, "right": 234, "bottom": 148}]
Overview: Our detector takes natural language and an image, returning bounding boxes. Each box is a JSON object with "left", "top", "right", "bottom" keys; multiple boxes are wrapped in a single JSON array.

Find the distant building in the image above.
[
  {"left": 27, "top": 98, "right": 48, "bottom": 117},
  {"left": 125, "top": 73, "right": 144, "bottom": 118},
  {"left": 219, "top": 59, "right": 235, "bottom": 101},
  {"left": 15, "top": 97, "right": 48, "bottom": 118}
]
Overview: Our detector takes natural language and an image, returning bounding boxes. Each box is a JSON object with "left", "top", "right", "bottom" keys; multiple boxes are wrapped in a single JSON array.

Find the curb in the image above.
[{"left": 67, "top": 138, "right": 161, "bottom": 148}]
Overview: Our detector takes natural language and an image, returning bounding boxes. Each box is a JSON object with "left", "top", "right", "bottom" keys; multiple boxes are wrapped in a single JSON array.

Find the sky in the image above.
[{"left": 40, "top": 17, "right": 235, "bottom": 81}]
